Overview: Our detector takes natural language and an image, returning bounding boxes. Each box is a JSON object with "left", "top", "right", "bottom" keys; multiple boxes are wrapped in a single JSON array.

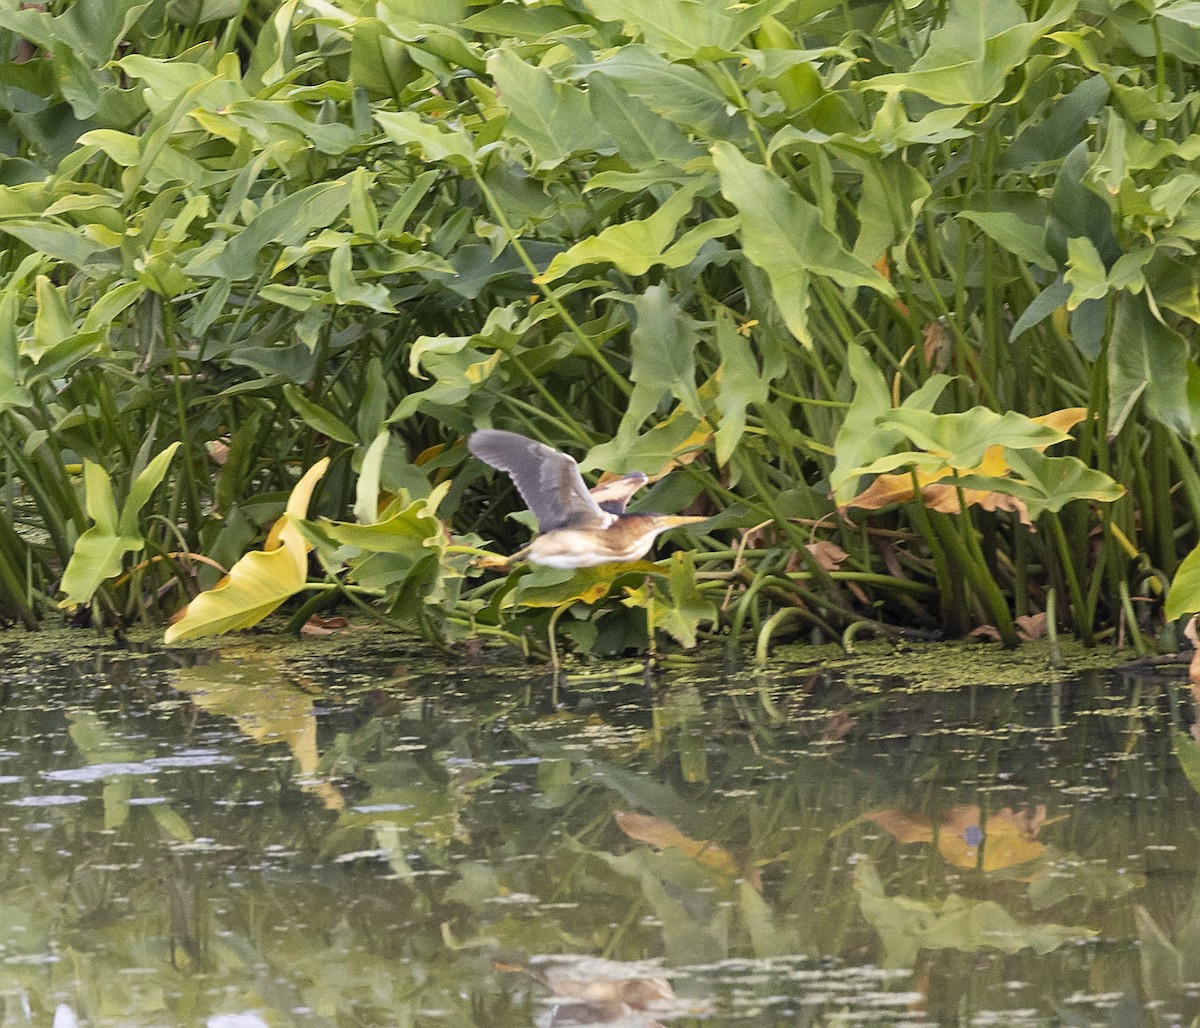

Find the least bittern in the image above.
[{"left": 468, "top": 429, "right": 707, "bottom": 568}]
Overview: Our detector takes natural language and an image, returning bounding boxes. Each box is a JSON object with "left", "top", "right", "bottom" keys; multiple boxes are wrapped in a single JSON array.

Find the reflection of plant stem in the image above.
[{"left": 1046, "top": 587, "right": 1063, "bottom": 668}]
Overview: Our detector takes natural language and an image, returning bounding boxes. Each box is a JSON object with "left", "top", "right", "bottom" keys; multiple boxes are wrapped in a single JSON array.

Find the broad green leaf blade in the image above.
[
  {"left": 118, "top": 441, "right": 180, "bottom": 536},
  {"left": 831, "top": 347, "right": 952, "bottom": 501},
  {"left": 656, "top": 551, "right": 717, "bottom": 648},
  {"left": 1108, "top": 292, "right": 1192, "bottom": 437},
  {"left": 713, "top": 311, "right": 770, "bottom": 467},
  {"left": 83, "top": 460, "right": 120, "bottom": 534},
  {"left": 283, "top": 385, "right": 358, "bottom": 445},
  {"left": 876, "top": 408, "right": 1071, "bottom": 469},
  {"left": 185, "top": 178, "right": 354, "bottom": 281},
  {"left": 58, "top": 526, "right": 145, "bottom": 609},
  {"left": 488, "top": 49, "right": 602, "bottom": 170},
  {"left": 1167, "top": 542, "right": 1200, "bottom": 620},
  {"left": 535, "top": 185, "right": 702, "bottom": 283},
  {"left": 375, "top": 110, "right": 476, "bottom": 166},
  {"left": 162, "top": 535, "right": 311, "bottom": 643},
  {"left": 863, "top": 0, "right": 1078, "bottom": 106},
  {"left": 354, "top": 430, "right": 391, "bottom": 527},
  {"left": 712, "top": 142, "right": 894, "bottom": 348}
]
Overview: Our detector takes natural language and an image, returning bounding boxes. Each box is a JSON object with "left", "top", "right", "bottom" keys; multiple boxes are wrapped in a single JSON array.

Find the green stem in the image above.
[{"left": 1045, "top": 512, "right": 1095, "bottom": 646}]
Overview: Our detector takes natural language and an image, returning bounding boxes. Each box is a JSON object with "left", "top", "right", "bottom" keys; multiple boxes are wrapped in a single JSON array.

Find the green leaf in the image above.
[
  {"left": 283, "top": 384, "right": 358, "bottom": 445},
  {"left": 375, "top": 111, "right": 476, "bottom": 166},
  {"left": 186, "top": 178, "right": 354, "bottom": 281},
  {"left": 0, "top": 221, "right": 111, "bottom": 269},
  {"left": 960, "top": 210, "right": 1056, "bottom": 271},
  {"left": 1064, "top": 236, "right": 1109, "bottom": 309},
  {"left": 488, "top": 49, "right": 602, "bottom": 170},
  {"left": 876, "top": 408, "right": 1071, "bottom": 469},
  {"left": 120, "top": 442, "right": 181, "bottom": 535},
  {"left": 1108, "top": 292, "right": 1191, "bottom": 437},
  {"left": 536, "top": 183, "right": 734, "bottom": 283},
  {"left": 58, "top": 443, "right": 180, "bottom": 609},
  {"left": 864, "top": 0, "right": 1078, "bottom": 106},
  {"left": 831, "top": 348, "right": 953, "bottom": 501},
  {"left": 586, "top": 73, "right": 701, "bottom": 167},
  {"left": 1166, "top": 541, "right": 1200, "bottom": 620},
  {"left": 713, "top": 311, "right": 770, "bottom": 467},
  {"left": 991, "top": 451, "right": 1125, "bottom": 516},
  {"left": 581, "top": 44, "right": 745, "bottom": 141},
  {"left": 165, "top": 460, "right": 329, "bottom": 643},
  {"left": 598, "top": 286, "right": 705, "bottom": 454},
  {"left": 712, "top": 142, "right": 894, "bottom": 348},
  {"left": 655, "top": 551, "right": 717, "bottom": 648},
  {"left": 582, "top": 0, "right": 766, "bottom": 58}
]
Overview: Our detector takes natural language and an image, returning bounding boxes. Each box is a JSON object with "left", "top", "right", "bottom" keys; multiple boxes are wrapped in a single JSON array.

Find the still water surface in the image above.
[{"left": 0, "top": 633, "right": 1195, "bottom": 1026}]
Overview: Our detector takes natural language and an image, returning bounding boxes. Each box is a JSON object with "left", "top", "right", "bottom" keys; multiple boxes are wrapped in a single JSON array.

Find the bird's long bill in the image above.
[{"left": 656, "top": 515, "right": 711, "bottom": 529}]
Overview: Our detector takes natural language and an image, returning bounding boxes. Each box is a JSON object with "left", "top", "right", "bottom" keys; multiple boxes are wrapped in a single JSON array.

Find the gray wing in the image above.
[
  {"left": 468, "top": 429, "right": 608, "bottom": 533},
  {"left": 590, "top": 472, "right": 648, "bottom": 514}
]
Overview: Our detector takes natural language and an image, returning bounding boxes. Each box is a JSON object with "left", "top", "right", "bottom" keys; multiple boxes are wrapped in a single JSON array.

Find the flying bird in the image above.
[{"left": 468, "top": 429, "right": 708, "bottom": 568}]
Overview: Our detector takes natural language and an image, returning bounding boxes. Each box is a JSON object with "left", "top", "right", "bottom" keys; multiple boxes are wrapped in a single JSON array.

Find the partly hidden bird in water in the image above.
[{"left": 468, "top": 429, "right": 709, "bottom": 568}]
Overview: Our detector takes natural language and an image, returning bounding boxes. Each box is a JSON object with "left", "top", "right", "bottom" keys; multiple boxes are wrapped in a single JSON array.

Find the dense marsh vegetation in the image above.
[{"left": 2, "top": 0, "right": 1200, "bottom": 658}]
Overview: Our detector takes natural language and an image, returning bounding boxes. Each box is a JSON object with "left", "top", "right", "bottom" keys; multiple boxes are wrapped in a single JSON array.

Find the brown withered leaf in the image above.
[
  {"left": 970, "top": 613, "right": 1048, "bottom": 643},
  {"left": 300, "top": 614, "right": 349, "bottom": 637},
  {"left": 805, "top": 540, "right": 849, "bottom": 572},
  {"left": 922, "top": 319, "right": 951, "bottom": 372},
  {"left": 205, "top": 439, "right": 231, "bottom": 466},
  {"left": 1014, "top": 613, "right": 1047, "bottom": 640}
]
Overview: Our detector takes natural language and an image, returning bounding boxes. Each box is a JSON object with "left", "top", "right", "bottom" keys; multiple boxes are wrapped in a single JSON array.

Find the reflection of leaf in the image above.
[
  {"left": 502, "top": 954, "right": 674, "bottom": 1008},
  {"left": 1025, "top": 845, "right": 1145, "bottom": 910},
  {"left": 173, "top": 661, "right": 344, "bottom": 810},
  {"left": 615, "top": 809, "right": 745, "bottom": 882},
  {"left": 865, "top": 804, "right": 1050, "bottom": 871},
  {"left": 1173, "top": 731, "right": 1200, "bottom": 795},
  {"left": 855, "top": 858, "right": 1096, "bottom": 967},
  {"left": 164, "top": 458, "right": 328, "bottom": 643}
]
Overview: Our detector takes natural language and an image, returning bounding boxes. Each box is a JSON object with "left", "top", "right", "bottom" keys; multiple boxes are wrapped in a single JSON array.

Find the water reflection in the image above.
[{"left": 0, "top": 637, "right": 1195, "bottom": 1024}]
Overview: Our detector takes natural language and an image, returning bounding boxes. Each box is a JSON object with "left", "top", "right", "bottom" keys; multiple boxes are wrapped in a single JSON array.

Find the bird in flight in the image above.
[{"left": 468, "top": 429, "right": 708, "bottom": 568}]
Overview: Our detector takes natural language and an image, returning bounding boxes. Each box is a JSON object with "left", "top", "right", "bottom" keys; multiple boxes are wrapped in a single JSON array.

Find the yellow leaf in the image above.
[
  {"left": 164, "top": 459, "right": 329, "bottom": 644},
  {"left": 866, "top": 804, "right": 1054, "bottom": 872}
]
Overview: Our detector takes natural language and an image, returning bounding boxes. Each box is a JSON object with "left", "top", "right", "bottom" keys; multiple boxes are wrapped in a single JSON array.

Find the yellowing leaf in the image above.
[
  {"left": 164, "top": 459, "right": 329, "bottom": 644},
  {"left": 841, "top": 407, "right": 1111, "bottom": 525},
  {"left": 614, "top": 809, "right": 749, "bottom": 882},
  {"left": 515, "top": 562, "right": 657, "bottom": 608},
  {"left": 867, "top": 804, "right": 1055, "bottom": 872}
]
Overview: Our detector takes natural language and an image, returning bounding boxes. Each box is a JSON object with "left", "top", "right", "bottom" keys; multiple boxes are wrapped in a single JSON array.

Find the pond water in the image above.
[{"left": 0, "top": 631, "right": 1195, "bottom": 1026}]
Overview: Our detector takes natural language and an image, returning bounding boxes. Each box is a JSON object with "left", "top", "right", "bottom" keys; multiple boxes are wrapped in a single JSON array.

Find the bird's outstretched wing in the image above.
[
  {"left": 468, "top": 429, "right": 609, "bottom": 533},
  {"left": 589, "top": 472, "right": 648, "bottom": 514}
]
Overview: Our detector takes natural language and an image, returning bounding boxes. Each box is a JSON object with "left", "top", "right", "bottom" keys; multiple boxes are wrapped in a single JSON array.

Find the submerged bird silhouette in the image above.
[{"left": 468, "top": 429, "right": 708, "bottom": 568}]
